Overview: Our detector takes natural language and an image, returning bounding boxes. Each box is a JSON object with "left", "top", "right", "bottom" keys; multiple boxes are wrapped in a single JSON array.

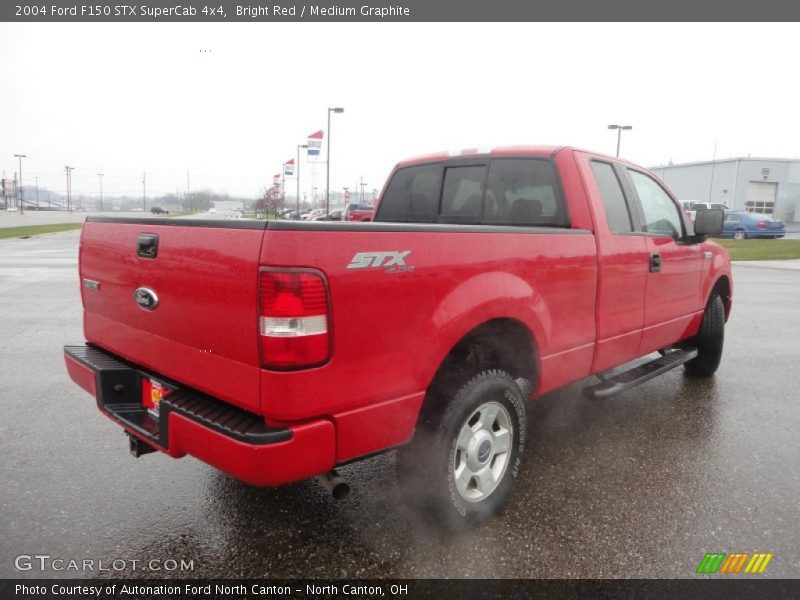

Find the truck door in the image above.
[
  {"left": 578, "top": 155, "right": 649, "bottom": 373},
  {"left": 623, "top": 168, "right": 703, "bottom": 355}
]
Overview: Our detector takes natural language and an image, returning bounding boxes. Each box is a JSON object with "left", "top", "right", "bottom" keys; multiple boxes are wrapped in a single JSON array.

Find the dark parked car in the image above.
[
  {"left": 150, "top": 206, "right": 169, "bottom": 215},
  {"left": 720, "top": 211, "right": 785, "bottom": 240},
  {"left": 312, "top": 209, "right": 344, "bottom": 221}
]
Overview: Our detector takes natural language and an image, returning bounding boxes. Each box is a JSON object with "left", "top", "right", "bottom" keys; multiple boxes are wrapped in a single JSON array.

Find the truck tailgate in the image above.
[{"left": 79, "top": 218, "right": 266, "bottom": 413}]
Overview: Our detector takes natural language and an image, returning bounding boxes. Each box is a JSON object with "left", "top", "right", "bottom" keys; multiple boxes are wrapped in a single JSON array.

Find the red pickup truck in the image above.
[
  {"left": 344, "top": 203, "right": 375, "bottom": 221},
  {"left": 65, "top": 146, "right": 731, "bottom": 528}
]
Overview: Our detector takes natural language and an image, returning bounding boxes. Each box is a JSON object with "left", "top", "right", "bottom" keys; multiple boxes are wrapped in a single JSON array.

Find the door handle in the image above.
[
  {"left": 137, "top": 234, "right": 158, "bottom": 259},
  {"left": 649, "top": 252, "right": 661, "bottom": 273}
]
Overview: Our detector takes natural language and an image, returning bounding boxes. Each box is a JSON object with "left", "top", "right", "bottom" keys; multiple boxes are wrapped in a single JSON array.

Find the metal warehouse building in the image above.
[{"left": 650, "top": 158, "right": 800, "bottom": 222}]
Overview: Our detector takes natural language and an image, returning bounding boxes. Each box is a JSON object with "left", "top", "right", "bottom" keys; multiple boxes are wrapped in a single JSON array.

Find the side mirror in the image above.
[{"left": 693, "top": 208, "right": 724, "bottom": 238}]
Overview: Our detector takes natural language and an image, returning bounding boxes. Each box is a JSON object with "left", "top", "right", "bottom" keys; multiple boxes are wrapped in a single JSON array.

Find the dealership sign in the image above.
[{"left": 307, "top": 130, "right": 323, "bottom": 157}]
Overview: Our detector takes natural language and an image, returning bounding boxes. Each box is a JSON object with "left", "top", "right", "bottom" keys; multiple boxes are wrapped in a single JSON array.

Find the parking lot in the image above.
[{"left": 0, "top": 229, "right": 798, "bottom": 579}]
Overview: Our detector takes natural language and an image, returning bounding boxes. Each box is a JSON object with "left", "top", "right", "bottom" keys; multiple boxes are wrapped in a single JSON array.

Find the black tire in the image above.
[
  {"left": 397, "top": 370, "right": 527, "bottom": 530},
  {"left": 684, "top": 294, "right": 725, "bottom": 376},
  {"left": 733, "top": 229, "right": 747, "bottom": 240}
]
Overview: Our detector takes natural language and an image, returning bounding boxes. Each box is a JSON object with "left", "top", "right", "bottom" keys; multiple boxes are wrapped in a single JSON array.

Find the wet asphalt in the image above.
[{"left": 0, "top": 230, "right": 798, "bottom": 579}]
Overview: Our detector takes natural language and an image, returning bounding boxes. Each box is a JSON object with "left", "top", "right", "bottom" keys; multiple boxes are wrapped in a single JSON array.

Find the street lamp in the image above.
[
  {"left": 13, "top": 154, "right": 26, "bottom": 214},
  {"left": 326, "top": 107, "right": 344, "bottom": 215},
  {"left": 97, "top": 173, "right": 104, "bottom": 211},
  {"left": 608, "top": 124, "right": 632, "bottom": 157},
  {"left": 64, "top": 166, "right": 75, "bottom": 212},
  {"left": 296, "top": 144, "right": 308, "bottom": 215},
  {"left": 359, "top": 177, "right": 367, "bottom": 203}
]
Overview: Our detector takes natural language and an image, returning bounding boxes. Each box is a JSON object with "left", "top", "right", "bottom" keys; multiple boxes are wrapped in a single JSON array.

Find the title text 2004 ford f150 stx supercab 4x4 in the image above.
[{"left": 65, "top": 146, "right": 731, "bottom": 528}]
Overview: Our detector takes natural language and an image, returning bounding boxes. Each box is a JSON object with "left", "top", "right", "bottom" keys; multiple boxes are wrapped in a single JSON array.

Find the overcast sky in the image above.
[{"left": 1, "top": 22, "right": 799, "bottom": 201}]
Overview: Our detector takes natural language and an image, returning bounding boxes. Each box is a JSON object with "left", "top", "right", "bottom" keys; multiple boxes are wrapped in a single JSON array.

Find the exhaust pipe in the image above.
[{"left": 317, "top": 469, "right": 350, "bottom": 499}]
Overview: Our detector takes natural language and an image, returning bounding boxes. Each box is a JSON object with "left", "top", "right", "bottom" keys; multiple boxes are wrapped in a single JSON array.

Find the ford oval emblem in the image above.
[{"left": 133, "top": 287, "right": 159, "bottom": 311}]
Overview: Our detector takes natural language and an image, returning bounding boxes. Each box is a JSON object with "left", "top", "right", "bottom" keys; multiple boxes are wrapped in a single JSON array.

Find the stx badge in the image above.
[{"left": 347, "top": 251, "right": 414, "bottom": 272}]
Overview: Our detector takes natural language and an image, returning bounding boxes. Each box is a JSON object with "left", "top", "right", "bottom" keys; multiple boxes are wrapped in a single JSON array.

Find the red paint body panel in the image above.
[
  {"left": 64, "top": 353, "right": 97, "bottom": 398},
  {"left": 165, "top": 414, "right": 335, "bottom": 486},
  {"left": 63, "top": 350, "right": 336, "bottom": 485},
  {"left": 333, "top": 392, "right": 425, "bottom": 461},
  {"left": 701, "top": 240, "right": 735, "bottom": 318},
  {"left": 68, "top": 146, "right": 733, "bottom": 488},
  {"left": 80, "top": 223, "right": 264, "bottom": 412},
  {"left": 259, "top": 228, "right": 597, "bottom": 421},
  {"left": 573, "top": 151, "right": 649, "bottom": 372},
  {"left": 346, "top": 208, "right": 374, "bottom": 222},
  {"left": 639, "top": 236, "right": 703, "bottom": 354}
]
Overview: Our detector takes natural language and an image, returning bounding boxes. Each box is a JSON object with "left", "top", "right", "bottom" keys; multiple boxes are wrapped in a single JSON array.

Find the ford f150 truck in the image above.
[
  {"left": 64, "top": 146, "right": 731, "bottom": 528},
  {"left": 344, "top": 203, "right": 376, "bottom": 221}
]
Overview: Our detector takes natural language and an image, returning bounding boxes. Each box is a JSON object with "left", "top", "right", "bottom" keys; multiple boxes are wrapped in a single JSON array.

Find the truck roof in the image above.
[
  {"left": 395, "top": 146, "right": 566, "bottom": 168},
  {"left": 394, "top": 145, "right": 653, "bottom": 175}
]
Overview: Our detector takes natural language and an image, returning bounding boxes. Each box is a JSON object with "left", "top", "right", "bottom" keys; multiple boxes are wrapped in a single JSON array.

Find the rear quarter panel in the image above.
[{"left": 260, "top": 226, "right": 597, "bottom": 447}]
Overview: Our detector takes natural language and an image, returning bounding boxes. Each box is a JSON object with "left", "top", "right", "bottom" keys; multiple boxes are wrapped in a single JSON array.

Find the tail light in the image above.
[
  {"left": 757, "top": 221, "right": 766, "bottom": 229},
  {"left": 259, "top": 269, "right": 330, "bottom": 369}
]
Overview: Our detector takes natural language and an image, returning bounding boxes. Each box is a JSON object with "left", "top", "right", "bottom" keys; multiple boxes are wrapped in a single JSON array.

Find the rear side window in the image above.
[
  {"left": 590, "top": 161, "right": 634, "bottom": 233},
  {"left": 482, "top": 159, "right": 566, "bottom": 226},
  {"left": 376, "top": 164, "right": 441, "bottom": 222},
  {"left": 439, "top": 165, "right": 487, "bottom": 224}
]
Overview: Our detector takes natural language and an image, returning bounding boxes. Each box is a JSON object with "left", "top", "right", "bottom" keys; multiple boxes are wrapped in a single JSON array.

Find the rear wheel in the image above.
[
  {"left": 397, "top": 370, "right": 527, "bottom": 529},
  {"left": 684, "top": 294, "right": 725, "bottom": 376}
]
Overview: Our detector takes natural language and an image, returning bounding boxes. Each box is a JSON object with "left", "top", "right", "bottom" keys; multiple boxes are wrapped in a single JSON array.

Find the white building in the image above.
[{"left": 650, "top": 158, "right": 800, "bottom": 222}]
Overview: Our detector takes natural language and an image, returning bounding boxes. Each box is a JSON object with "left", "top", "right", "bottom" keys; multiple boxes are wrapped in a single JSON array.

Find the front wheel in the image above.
[
  {"left": 397, "top": 370, "right": 527, "bottom": 529},
  {"left": 684, "top": 294, "right": 725, "bottom": 376},
  {"left": 733, "top": 229, "right": 747, "bottom": 240}
]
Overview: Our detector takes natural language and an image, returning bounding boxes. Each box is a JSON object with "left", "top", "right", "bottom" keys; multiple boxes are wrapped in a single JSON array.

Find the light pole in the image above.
[
  {"left": 64, "top": 166, "right": 74, "bottom": 212},
  {"left": 608, "top": 124, "right": 632, "bottom": 157},
  {"left": 359, "top": 177, "right": 367, "bottom": 203},
  {"left": 13, "top": 154, "right": 26, "bottom": 214},
  {"left": 296, "top": 143, "right": 307, "bottom": 215},
  {"left": 97, "top": 173, "right": 104, "bottom": 211},
  {"left": 326, "top": 107, "right": 344, "bottom": 215}
]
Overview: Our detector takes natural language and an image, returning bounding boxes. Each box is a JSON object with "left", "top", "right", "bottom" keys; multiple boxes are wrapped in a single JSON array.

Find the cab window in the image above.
[
  {"left": 375, "top": 164, "right": 441, "bottom": 223},
  {"left": 439, "top": 166, "right": 486, "bottom": 224},
  {"left": 628, "top": 169, "right": 684, "bottom": 238},
  {"left": 483, "top": 159, "right": 567, "bottom": 227}
]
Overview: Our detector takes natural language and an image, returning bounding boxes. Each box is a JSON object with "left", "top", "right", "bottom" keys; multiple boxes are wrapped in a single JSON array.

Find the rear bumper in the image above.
[{"left": 64, "top": 344, "right": 335, "bottom": 486}]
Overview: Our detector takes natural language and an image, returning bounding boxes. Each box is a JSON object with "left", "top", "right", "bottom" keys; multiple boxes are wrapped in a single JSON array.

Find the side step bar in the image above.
[{"left": 583, "top": 348, "right": 698, "bottom": 400}]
